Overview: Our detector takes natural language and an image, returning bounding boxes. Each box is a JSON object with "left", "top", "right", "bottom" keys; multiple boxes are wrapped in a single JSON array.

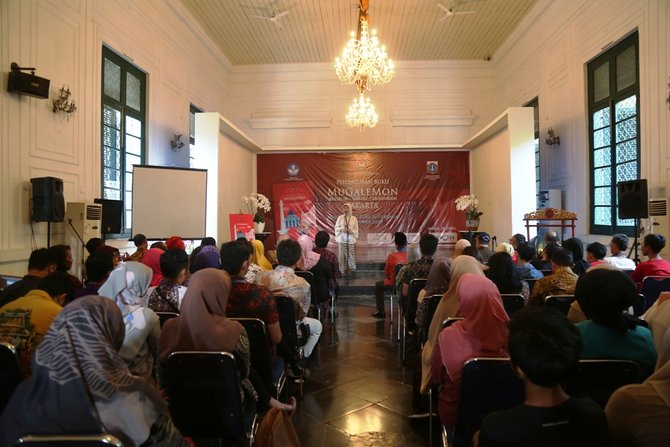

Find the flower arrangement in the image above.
[
  {"left": 455, "top": 194, "right": 483, "bottom": 220},
  {"left": 243, "top": 193, "right": 271, "bottom": 223}
]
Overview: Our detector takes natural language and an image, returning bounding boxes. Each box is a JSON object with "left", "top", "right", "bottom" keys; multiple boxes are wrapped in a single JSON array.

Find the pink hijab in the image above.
[
  {"left": 297, "top": 235, "right": 321, "bottom": 270},
  {"left": 159, "top": 269, "right": 242, "bottom": 362},
  {"left": 141, "top": 247, "right": 164, "bottom": 287},
  {"left": 438, "top": 274, "right": 509, "bottom": 383}
]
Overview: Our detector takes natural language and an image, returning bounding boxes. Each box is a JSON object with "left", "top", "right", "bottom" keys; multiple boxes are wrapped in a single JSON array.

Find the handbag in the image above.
[{"left": 253, "top": 407, "right": 301, "bottom": 447}]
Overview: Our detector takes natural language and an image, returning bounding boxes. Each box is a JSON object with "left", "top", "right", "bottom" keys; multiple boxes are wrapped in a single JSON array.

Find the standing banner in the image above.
[
  {"left": 229, "top": 214, "right": 254, "bottom": 240},
  {"left": 257, "top": 152, "right": 470, "bottom": 247}
]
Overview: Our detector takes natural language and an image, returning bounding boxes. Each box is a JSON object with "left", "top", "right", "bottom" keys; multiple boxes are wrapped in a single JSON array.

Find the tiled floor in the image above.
[{"left": 289, "top": 268, "right": 441, "bottom": 447}]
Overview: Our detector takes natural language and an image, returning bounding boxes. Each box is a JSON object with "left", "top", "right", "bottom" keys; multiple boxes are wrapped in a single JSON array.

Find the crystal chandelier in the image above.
[
  {"left": 346, "top": 93, "right": 378, "bottom": 129},
  {"left": 335, "top": 0, "right": 394, "bottom": 92}
]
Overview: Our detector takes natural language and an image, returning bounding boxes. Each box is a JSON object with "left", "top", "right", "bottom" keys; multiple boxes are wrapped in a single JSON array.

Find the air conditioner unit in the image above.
[
  {"left": 649, "top": 198, "right": 669, "bottom": 260},
  {"left": 65, "top": 202, "right": 102, "bottom": 279}
]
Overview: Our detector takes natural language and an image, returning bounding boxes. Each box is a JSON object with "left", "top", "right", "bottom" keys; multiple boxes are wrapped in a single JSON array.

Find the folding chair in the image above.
[
  {"left": 393, "top": 263, "right": 404, "bottom": 341},
  {"left": 163, "top": 351, "right": 258, "bottom": 446},
  {"left": 403, "top": 278, "right": 427, "bottom": 360},
  {"left": 500, "top": 294, "right": 525, "bottom": 317},
  {"left": 452, "top": 357, "right": 524, "bottom": 447},
  {"left": 564, "top": 359, "right": 641, "bottom": 408},
  {"left": 154, "top": 311, "right": 179, "bottom": 328},
  {"left": 274, "top": 294, "right": 304, "bottom": 395},
  {"left": 419, "top": 294, "right": 443, "bottom": 348},
  {"left": 15, "top": 434, "right": 123, "bottom": 446},
  {"left": 544, "top": 294, "right": 575, "bottom": 315},
  {"left": 639, "top": 276, "right": 670, "bottom": 315},
  {"left": 231, "top": 317, "right": 286, "bottom": 399},
  {"left": 0, "top": 342, "right": 21, "bottom": 413},
  {"left": 443, "top": 317, "right": 464, "bottom": 328},
  {"left": 295, "top": 270, "right": 323, "bottom": 320},
  {"left": 525, "top": 278, "right": 538, "bottom": 294}
]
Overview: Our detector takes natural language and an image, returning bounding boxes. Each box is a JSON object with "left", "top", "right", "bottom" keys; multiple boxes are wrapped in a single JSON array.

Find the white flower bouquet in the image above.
[
  {"left": 243, "top": 193, "right": 271, "bottom": 223},
  {"left": 455, "top": 194, "right": 483, "bottom": 220}
]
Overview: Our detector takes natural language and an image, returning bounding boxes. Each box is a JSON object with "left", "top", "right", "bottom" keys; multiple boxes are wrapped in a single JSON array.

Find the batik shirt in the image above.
[
  {"left": 529, "top": 266, "right": 578, "bottom": 305},
  {"left": 255, "top": 265, "right": 311, "bottom": 314},
  {"left": 227, "top": 278, "right": 279, "bottom": 325}
]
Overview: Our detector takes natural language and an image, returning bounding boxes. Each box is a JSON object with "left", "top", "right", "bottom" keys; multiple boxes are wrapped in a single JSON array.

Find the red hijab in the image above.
[
  {"left": 141, "top": 247, "right": 164, "bottom": 287},
  {"left": 438, "top": 274, "right": 509, "bottom": 383}
]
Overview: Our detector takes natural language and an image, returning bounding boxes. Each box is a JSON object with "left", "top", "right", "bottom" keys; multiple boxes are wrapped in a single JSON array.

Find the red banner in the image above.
[{"left": 256, "top": 152, "right": 470, "bottom": 247}]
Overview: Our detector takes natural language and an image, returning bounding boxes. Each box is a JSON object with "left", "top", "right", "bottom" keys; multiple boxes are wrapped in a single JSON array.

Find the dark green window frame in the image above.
[
  {"left": 101, "top": 46, "right": 146, "bottom": 235},
  {"left": 588, "top": 32, "right": 640, "bottom": 236}
]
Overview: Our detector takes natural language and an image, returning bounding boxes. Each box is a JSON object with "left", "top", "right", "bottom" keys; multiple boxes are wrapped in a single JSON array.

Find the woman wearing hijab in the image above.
[
  {"left": 431, "top": 274, "right": 509, "bottom": 427},
  {"left": 575, "top": 268, "right": 657, "bottom": 379},
  {"left": 191, "top": 245, "right": 221, "bottom": 272},
  {"left": 415, "top": 257, "right": 452, "bottom": 330},
  {"left": 420, "top": 256, "right": 486, "bottom": 394},
  {"left": 142, "top": 247, "right": 165, "bottom": 287},
  {"left": 252, "top": 239, "right": 273, "bottom": 271},
  {"left": 0, "top": 296, "right": 187, "bottom": 447},
  {"left": 159, "top": 268, "right": 295, "bottom": 414},
  {"left": 452, "top": 239, "right": 471, "bottom": 260},
  {"left": 297, "top": 234, "right": 333, "bottom": 307},
  {"left": 99, "top": 261, "right": 160, "bottom": 380}
]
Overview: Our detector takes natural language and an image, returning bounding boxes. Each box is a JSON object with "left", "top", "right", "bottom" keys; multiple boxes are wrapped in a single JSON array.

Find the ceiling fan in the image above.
[
  {"left": 250, "top": 3, "right": 290, "bottom": 28},
  {"left": 437, "top": 2, "right": 476, "bottom": 21}
]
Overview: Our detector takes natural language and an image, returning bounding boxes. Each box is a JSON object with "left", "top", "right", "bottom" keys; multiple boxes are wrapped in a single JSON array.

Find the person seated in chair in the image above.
[
  {"left": 48, "top": 244, "right": 83, "bottom": 290},
  {"left": 373, "top": 231, "right": 408, "bottom": 318},
  {"left": 313, "top": 230, "right": 341, "bottom": 303},
  {"left": 585, "top": 242, "right": 607, "bottom": 268},
  {"left": 147, "top": 248, "right": 189, "bottom": 313},
  {"left": 563, "top": 238, "right": 590, "bottom": 276},
  {"left": 255, "top": 239, "right": 322, "bottom": 360},
  {"left": 515, "top": 243, "right": 544, "bottom": 280},
  {"left": 604, "top": 233, "right": 636, "bottom": 270},
  {"left": 476, "top": 306, "right": 609, "bottom": 446},
  {"left": 475, "top": 232, "right": 493, "bottom": 264},
  {"left": 126, "top": 233, "right": 148, "bottom": 262},
  {"left": 75, "top": 251, "right": 114, "bottom": 299},
  {"left": 631, "top": 234, "right": 670, "bottom": 289},
  {"left": 297, "top": 235, "right": 333, "bottom": 312},
  {"left": 529, "top": 248, "right": 578, "bottom": 305},
  {"left": 0, "top": 248, "right": 57, "bottom": 307}
]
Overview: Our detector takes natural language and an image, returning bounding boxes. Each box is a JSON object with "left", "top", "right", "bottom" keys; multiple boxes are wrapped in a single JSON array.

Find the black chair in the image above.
[
  {"left": 639, "top": 276, "right": 670, "bottom": 314},
  {"left": 402, "top": 278, "right": 428, "bottom": 360},
  {"left": 163, "top": 351, "right": 258, "bottom": 445},
  {"left": 539, "top": 269, "right": 553, "bottom": 277},
  {"left": 295, "top": 270, "right": 324, "bottom": 320},
  {"left": 525, "top": 278, "right": 538, "bottom": 294},
  {"left": 452, "top": 357, "right": 524, "bottom": 447},
  {"left": 393, "top": 263, "right": 405, "bottom": 340},
  {"left": 14, "top": 434, "right": 123, "bottom": 446},
  {"left": 0, "top": 342, "right": 21, "bottom": 413},
  {"left": 231, "top": 317, "right": 286, "bottom": 399},
  {"left": 273, "top": 294, "right": 301, "bottom": 349},
  {"left": 443, "top": 317, "right": 464, "bottom": 328},
  {"left": 419, "top": 294, "right": 443, "bottom": 348},
  {"left": 154, "top": 311, "right": 179, "bottom": 328},
  {"left": 564, "top": 359, "right": 641, "bottom": 408},
  {"left": 544, "top": 294, "right": 575, "bottom": 315},
  {"left": 500, "top": 294, "right": 525, "bottom": 317}
]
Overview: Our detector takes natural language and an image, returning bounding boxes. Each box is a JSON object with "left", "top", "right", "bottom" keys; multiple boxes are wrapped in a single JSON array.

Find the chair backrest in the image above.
[
  {"left": 163, "top": 351, "right": 254, "bottom": 440},
  {"left": 540, "top": 269, "right": 553, "bottom": 277},
  {"left": 500, "top": 294, "right": 525, "bottom": 317},
  {"left": 230, "top": 318, "right": 275, "bottom": 393},
  {"left": 274, "top": 294, "right": 300, "bottom": 348},
  {"left": 564, "top": 359, "right": 641, "bottom": 408},
  {"left": 392, "top": 263, "right": 405, "bottom": 294},
  {"left": 443, "top": 317, "right": 464, "bottom": 328},
  {"left": 405, "top": 278, "right": 428, "bottom": 324},
  {"left": 544, "top": 294, "right": 575, "bottom": 315},
  {"left": 15, "top": 434, "right": 123, "bottom": 446},
  {"left": 640, "top": 276, "right": 670, "bottom": 313},
  {"left": 453, "top": 357, "right": 524, "bottom": 447},
  {"left": 525, "top": 278, "right": 538, "bottom": 294},
  {"left": 420, "top": 294, "right": 443, "bottom": 345},
  {"left": 155, "top": 311, "right": 179, "bottom": 328},
  {"left": 0, "top": 342, "right": 21, "bottom": 413}
]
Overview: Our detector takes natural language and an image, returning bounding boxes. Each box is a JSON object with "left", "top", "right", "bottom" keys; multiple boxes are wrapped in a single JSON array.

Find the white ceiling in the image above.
[{"left": 179, "top": 0, "right": 538, "bottom": 65}]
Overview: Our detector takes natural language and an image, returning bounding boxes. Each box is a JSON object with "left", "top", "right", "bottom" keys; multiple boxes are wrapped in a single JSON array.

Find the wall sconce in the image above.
[
  {"left": 666, "top": 77, "right": 670, "bottom": 104},
  {"left": 52, "top": 85, "right": 77, "bottom": 114},
  {"left": 545, "top": 128, "right": 560, "bottom": 146},
  {"left": 170, "top": 134, "right": 185, "bottom": 151}
]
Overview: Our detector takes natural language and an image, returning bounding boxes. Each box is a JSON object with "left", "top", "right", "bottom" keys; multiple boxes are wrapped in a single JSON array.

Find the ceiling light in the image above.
[{"left": 346, "top": 93, "right": 378, "bottom": 130}]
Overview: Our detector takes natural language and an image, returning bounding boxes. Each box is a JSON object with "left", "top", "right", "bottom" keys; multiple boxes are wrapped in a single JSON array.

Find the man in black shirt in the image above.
[
  {"left": 476, "top": 307, "right": 609, "bottom": 446},
  {"left": 0, "top": 248, "right": 57, "bottom": 307}
]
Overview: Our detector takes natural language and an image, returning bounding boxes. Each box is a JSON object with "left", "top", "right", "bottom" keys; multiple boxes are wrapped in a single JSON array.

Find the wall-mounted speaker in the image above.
[
  {"left": 8, "top": 70, "right": 50, "bottom": 99},
  {"left": 94, "top": 198, "right": 123, "bottom": 234},
  {"left": 31, "top": 177, "right": 65, "bottom": 222},
  {"left": 618, "top": 179, "right": 648, "bottom": 219}
]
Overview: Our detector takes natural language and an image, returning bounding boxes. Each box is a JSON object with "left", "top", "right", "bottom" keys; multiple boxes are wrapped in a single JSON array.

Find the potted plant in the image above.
[
  {"left": 243, "top": 193, "right": 271, "bottom": 233},
  {"left": 455, "top": 194, "right": 483, "bottom": 230}
]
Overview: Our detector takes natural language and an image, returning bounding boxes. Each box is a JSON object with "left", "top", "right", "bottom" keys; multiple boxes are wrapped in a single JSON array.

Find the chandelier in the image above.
[{"left": 346, "top": 93, "right": 378, "bottom": 129}]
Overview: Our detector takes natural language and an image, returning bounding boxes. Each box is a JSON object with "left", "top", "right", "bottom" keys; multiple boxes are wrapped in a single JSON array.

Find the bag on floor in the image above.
[{"left": 253, "top": 407, "right": 301, "bottom": 447}]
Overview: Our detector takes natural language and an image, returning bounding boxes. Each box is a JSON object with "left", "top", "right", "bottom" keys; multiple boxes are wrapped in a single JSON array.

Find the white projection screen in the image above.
[{"left": 132, "top": 165, "right": 208, "bottom": 239}]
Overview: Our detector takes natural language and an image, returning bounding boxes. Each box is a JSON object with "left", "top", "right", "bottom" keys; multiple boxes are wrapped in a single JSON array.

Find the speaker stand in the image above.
[
  {"left": 628, "top": 218, "right": 641, "bottom": 265},
  {"left": 47, "top": 221, "right": 51, "bottom": 248}
]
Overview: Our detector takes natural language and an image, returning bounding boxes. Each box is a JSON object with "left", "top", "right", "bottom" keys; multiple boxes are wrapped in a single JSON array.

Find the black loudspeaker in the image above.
[
  {"left": 618, "top": 179, "right": 648, "bottom": 219},
  {"left": 94, "top": 198, "right": 123, "bottom": 234},
  {"left": 31, "top": 177, "right": 65, "bottom": 222},
  {"left": 7, "top": 71, "right": 50, "bottom": 99}
]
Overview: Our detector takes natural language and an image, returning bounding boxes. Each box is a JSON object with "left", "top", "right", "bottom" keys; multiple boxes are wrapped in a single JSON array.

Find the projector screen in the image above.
[{"left": 132, "top": 165, "right": 208, "bottom": 240}]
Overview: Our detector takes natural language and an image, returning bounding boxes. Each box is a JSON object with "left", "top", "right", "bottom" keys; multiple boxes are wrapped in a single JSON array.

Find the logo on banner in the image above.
[
  {"left": 427, "top": 161, "right": 439, "bottom": 174},
  {"left": 287, "top": 163, "right": 300, "bottom": 177}
]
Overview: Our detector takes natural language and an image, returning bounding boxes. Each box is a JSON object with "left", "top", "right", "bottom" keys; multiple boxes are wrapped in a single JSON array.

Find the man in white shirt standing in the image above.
[
  {"left": 334, "top": 203, "right": 359, "bottom": 274},
  {"left": 604, "top": 233, "right": 636, "bottom": 270}
]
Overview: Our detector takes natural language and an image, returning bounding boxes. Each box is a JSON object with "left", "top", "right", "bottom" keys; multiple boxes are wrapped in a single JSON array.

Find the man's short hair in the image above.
[
  {"left": 132, "top": 234, "right": 147, "bottom": 247},
  {"left": 462, "top": 246, "right": 483, "bottom": 263},
  {"left": 476, "top": 232, "right": 491, "bottom": 244},
  {"left": 220, "top": 240, "right": 253, "bottom": 275},
  {"left": 611, "top": 234, "right": 629, "bottom": 251},
  {"left": 544, "top": 231, "right": 559, "bottom": 243},
  {"left": 419, "top": 233, "right": 439, "bottom": 256},
  {"left": 543, "top": 242, "right": 560, "bottom": 260},
  {"left": 160, "top": 249, "right": 189, "bottom": 279},
  {"left": 85, "top": 252, "right": 114, "bottom": 283},
  {"left": 511, "top": 233, "right": 527, "bottom": 245},
  {"left": 644, "top": 233, "right": 666, "bottom": 254},
  {"left": 150, "top": 241, "right": 168, "bottom": 251},
  {"left": 277, "top": 239, "right": 302, "bottom": 267},
  {"left": 394, "top": 232, "right": 408, "bottom": 247},
  {"left": 48, "top": 245, "right": 72, "bottom": 272},
  {"left": 315, "top": 231, "right": 330, "bottom": 248},
  {"left": 551, "top": 248, "right": 573, "bottom": 267},
  {"left": 38, "top": 271, "right": 75, "bottom": 304},
  {"left": 586, "top": 242, "right": 607, "bottom": 261},
  {"left": 516, "top": 243, "right": 535, "bottom": 262},
  {"left": 27, "top": 248, "right": 57, "bottom": 271},
  {"left": 201, "top": 237, "right": 217, "bottom": 247},
  {"left": 85, "top": 237, "right": 104, "bottom": 255},
  {"left": 508, "top": 306, "right": 582, "bottom": 387}
]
